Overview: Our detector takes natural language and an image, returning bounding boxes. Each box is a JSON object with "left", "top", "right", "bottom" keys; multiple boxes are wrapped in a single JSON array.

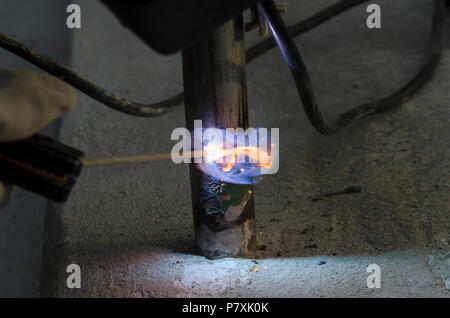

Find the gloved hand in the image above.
[{"left": 0, "top": 69, "right": 76, "bottom": 208}]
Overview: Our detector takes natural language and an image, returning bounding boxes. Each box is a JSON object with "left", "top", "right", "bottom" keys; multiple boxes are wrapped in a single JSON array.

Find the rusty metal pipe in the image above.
[{"left": 182, "top": 15, "right": 256, "bottom": 259}]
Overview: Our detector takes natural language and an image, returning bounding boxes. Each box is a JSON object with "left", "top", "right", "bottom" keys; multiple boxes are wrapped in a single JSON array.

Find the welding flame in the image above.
[
  {"left": 204, "top": 145, "right": 274, "bottom": 172},
  {"left": 194, "top": 128, "right": 278, "bottom": 185}
]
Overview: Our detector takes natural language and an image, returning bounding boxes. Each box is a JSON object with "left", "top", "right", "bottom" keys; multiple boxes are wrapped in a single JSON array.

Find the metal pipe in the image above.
[{"left": 182, "top": 15, "right": 256, "bottom": 259}]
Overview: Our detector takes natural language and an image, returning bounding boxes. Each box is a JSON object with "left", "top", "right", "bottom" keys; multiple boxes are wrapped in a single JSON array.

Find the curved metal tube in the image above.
[
  {"left": 258, "top": 0, "right": 446, "bottom": 135},
  {"left": 0, "top": 0, "right": 370, "bottom": 118}
]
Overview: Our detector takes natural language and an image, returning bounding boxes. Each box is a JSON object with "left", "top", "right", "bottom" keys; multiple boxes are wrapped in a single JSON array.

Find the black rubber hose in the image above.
[
  {"left": 247, "top": 0, "right": 369, "bottom": 62},
  {"left": 0, "top": 32, "right": 184, "bottom": 117},
  {"left": 0, "top": 0, "right": 370, "bottom": 118},
  {"left": 258, "top": 0, "right": 446, "bottom": 135}
]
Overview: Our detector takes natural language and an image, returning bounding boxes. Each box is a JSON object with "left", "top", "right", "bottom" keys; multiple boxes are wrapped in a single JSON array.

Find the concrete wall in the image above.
[
  {"left": 40, "top": 0, "right": 449, "bottom": 297},
  {"left": 0, "top": 0, "right": 448, "bottom": 297},
  {"left": 0, "top": 0, "right": 72, "bottom": 297}
]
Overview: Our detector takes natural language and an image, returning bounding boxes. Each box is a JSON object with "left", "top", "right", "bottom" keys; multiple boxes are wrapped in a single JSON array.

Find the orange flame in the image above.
[{"left": 203, "top": 144, "right": 274, "bottom": 172}]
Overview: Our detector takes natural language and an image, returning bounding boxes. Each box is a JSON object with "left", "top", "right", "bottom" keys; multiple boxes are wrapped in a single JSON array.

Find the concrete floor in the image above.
[{"left": 4, "top": 0, "right": 449, "bottom": 297}]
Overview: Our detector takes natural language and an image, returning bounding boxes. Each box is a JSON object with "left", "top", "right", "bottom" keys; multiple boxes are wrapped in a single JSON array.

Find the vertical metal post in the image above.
[{"left": 182, "top": 15, "right": 256, "bottom": 259}]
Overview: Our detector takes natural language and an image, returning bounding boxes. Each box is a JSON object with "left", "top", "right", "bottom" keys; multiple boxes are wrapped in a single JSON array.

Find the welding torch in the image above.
[
  {"left": 0, "top": 134, "right": 85, "bottom": 203},
  {"left": 0, "top": 134, "right": 201, "bottom": 203}
]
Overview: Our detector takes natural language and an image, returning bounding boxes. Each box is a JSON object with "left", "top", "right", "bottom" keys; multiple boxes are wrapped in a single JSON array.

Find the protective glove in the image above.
[{"left": 0, "top": 69, "right": 76, "bottom": 208}]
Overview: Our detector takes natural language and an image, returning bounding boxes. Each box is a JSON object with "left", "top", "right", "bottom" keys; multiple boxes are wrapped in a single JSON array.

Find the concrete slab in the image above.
[{"left": 41, "top": 0, "right": 449, "bottom": 297}]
